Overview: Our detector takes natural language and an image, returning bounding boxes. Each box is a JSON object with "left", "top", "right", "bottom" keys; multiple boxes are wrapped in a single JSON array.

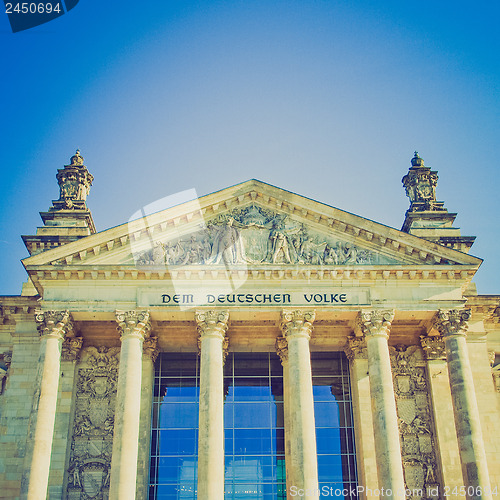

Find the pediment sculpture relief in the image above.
[{"left": 135, "top": 205, "right": 400, "bottom": 267}]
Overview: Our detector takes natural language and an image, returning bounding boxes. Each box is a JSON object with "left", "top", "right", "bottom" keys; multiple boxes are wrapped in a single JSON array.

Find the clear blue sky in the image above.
[{"left": 1, "top": 1, "right": 499, "bottom": 295}]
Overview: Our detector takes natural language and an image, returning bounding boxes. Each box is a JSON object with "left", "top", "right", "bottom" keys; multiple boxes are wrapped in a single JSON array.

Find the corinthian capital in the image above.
[
  {"left": 195, "top": 310, "right": 229, "bottom": 340},
  {"left": 344, "top": 336, "right": 367, "bottom": 361},
  {"left": 280, "top": 310, "right": 315, "bottom": 340},
  {"left": 419, "top": 335, "right": 446, "bottom": 360},
  {"left": 62, "top": 336, "right": 83, "bottom": 361},
  {"left": 143, "top": 336, "right": 159, "bottom": 362},
  {"left": 275, "top": 336, "right": 288, "bottom": 365},
  {"left": 432, "top": 309, "right": 471, "bottom": 338},
  {"left": 115, "top": 310, "right": 151, "bottom": 341},
  {"left": 356, "top": 309, "right": 395, "bottom": 339},
  {"left": 35, "top": 310, "right": 73, "bottom": 340}
]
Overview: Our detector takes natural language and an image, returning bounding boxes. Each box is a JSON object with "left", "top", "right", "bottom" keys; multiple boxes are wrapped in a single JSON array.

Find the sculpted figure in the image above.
[
  {"left": 264, "top": 216, "right": 302, "bottom": 264},
  {"left": 208, "top": 218, "right": 246, "bottom": 264},
  {"left": 323, "top": 244, "right": 339, "bottom": 265},
  {"left": 152, "top": 242, "right": 165, "bottom": 265},
  {"left": 180, "top": 236, "right": 205, "bottom": 264}
]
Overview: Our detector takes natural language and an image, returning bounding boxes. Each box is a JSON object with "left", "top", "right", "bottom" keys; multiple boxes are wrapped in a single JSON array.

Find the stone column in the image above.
[
  {"left": 49, "top": 336, "right": 83, "bottom": 497},
  {"left": 195, "top": 310, "right": 229, "bottom": 500},
  {"left": 280, "top": 310, "right": 318, "bottom": 498},
  {"left": 27, "top": 310, "right": 73, "bottom": 500},
  {"left": 357, "top": 310, "right": 405, "bottom": 500},
  {"left": 433, "top": 310, "right": 492, "bottom": 500},
  {"left": 276, "top": 335, "right": 294, "bottom": 498},
  {"left": 109, "top": 310, "right": 151, "bottom": 500},
  {"left": 136, "top": 336, "right": 158, "bottom": 499},
  {"left": 344, "top": 336, "right": 379, "bottom": 499},
  {"left": 420, "top": 335, "right": 463, "bottom": 492}
]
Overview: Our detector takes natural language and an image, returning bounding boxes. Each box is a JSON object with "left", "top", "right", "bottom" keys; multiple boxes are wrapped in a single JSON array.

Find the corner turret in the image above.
[
  {"left": 402, "top": 152, "right": 475, "bottom": 253},
  {"left": 22, "top": 150, "right": 96, "bottom": 256}
]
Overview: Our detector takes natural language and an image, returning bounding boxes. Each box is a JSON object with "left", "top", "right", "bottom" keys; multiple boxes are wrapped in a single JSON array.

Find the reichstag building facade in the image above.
[{"left": 0, "top": 151, "right": 499, "bottom": 499}]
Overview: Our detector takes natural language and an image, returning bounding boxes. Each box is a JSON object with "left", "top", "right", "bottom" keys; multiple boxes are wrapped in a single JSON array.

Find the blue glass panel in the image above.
[
  {"left": 158, "top": 429, "right": 198, "bottom": 455},
  {"left": 161, "top": 384, "right": 199, "bottom": 402},
  {"left": 313, "top": 384, "right": 336, "bottom": 402},
  {"left": 317, "top": 454, "right": 345, "bottom": 482},
  {"left": 232, "top": 402, "right": 272, "bottom": 428},
  {"left": 233, "top": 428, "right": 272, "bottom": 454},
  {"left": 314, "top": 401, "right": 340, "bottom": 427},
  {"left": 316, "top": 427, "right": 342, "bottom": 454},
  {"left": 231, "top": 384, "right": 273, "bottom": 401},
  {"left": 159, "top": 403, "right": 198, "bottom": 428}
]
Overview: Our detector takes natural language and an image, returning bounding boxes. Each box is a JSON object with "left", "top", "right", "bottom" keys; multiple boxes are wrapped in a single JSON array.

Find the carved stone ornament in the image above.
[
  {"left": 432, "top": 309, "right": 471, "bottom": 338},
  {"left": 35, "top": 310, "right": 73, "bottom": 340},
  {"left": 62, "top": 336, "right": 84, "bottom": 361},
  {"left": 54, "top": 149, "right": 94, "bottom": 210},
  {"left": 67, "top": 346, "right": 120, "bottom": 499},
  {"left": 143, "top": 335, "right": 159, "bottom": 362},
  {"left": 195, "top": 310, "right": 230, "bottom": 339},
  {"left": 134, "top": 204, "right": 402, "bottom": 268},
  {"left": 115, "top": 310, "right": 151, "bottom": 341},
  {"left": 275, "top": 336, "right": 288, "bottom": 364},
  {"left": 402, "top": 152, "right": 442, "bottom": 212},
  {"left": 356, "top": 309, "right": 394, "bottom": 338},
  {"left": 420, "top": 335, "right": 446, "bottom": 360},
  {"left": 195, "top": 310, "right": 230, "bottom": 362},
  {"left": 0, "top": 351, "right": 12, "bottom": 395},
  {"left": 391, "top": 344, "right": 441, "bottom": 496},
  {"left": 492, "top": 364, "right": 500, "bottom": 393},
  {"left": 280, "top": 310, "right": 315, "bottom": 339},
  {"left": 344, "top": 336, "right": 367, "bottom": 361}
]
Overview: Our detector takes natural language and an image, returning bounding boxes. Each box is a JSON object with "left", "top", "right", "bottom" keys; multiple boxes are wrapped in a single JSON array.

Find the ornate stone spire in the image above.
[
  {"left": 53, "top": 149, "right": 94, "bottom": 211},
  {"left": 402, "top": 152, "right": 443, "bottom": 213},
  {"left": 401, "top": 152, "right": 475, "bottom": 253},
  {"left": 22, "top": 150, "right": 97, "bottom": 257}
]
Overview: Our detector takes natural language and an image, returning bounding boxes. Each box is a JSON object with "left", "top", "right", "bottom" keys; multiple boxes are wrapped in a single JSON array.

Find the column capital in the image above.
[
  {"left": 195, "top": 310, "right": 229, "bottom": 340},
  {"left": 275, "top": 336, "right": 288, "bottom": 365},
  {"left": 143, "top": 336, "right": 159, "bottom": 362},
  {"left": 115, "top": 310, "right": 151, "bottom": 341},
  {"left": 35, "top": 310, "right": 73, "bottom": 340},
  {"left": 344, "top": 336, "right": 367, "bottom": 361},
  {"left": 356, "top": 309, "right": 394, "bottom": 339},
  {"left": 61, "top": 336, "right": 83, "bottom": 361},
  {"left": 280, "top": 310, "right": 315, "bottom": 340},
  {"left": 420, "top": 335, "right": 446, "bottom": 360},
  {"left": 432, "top": 309, "right": 471, "bottom": 338}
]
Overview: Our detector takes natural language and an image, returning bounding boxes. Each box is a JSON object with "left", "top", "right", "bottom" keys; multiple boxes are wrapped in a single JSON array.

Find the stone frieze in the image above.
[{"left": 135, "top": 205, "right": 401, "bottom": 267}]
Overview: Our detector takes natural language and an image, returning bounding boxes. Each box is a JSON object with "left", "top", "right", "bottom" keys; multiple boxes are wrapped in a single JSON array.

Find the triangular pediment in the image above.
[{"left": 23, "top": 180, "right": 481, "bottom": 276}]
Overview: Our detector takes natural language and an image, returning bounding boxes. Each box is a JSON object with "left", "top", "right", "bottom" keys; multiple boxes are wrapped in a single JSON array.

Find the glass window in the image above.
[
  {"left": 224, "top": 352, "right": 286, "bottom": 500},
  {"left": 150, "top": 353, "right": 200, "bottom": 500},
  {"left": 311, "top": 352, "right": 358, "bottom": 498}
]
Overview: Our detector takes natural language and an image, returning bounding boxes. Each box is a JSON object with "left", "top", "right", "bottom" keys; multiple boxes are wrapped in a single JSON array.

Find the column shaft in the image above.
[
  {"left": 196, "top": 310, "right": 229, "bottom": 500},
  {"left": 109, "top": 310, "right": 150, "bottom": 500},
  {"left": 345, "top": 337, "right": 379, "bottom": 498},
  {"left": 358, "top": 310, "right": 405, "bottom": 500},
  {"left": 281, "top": 310, "right": 318, "bottom": 498},
  {"left": 136, "top": 337, "right": 158, "bottom": 499},
  {"left": 434, "top": 310, "right": 492, "bottom": 500},
  {"left": 276, "top": 336, "right": 294, "bottom": 498},
  {"left": 27, "top": 310, "right": 72, "bottom": 500},
  {"left": 420, "top": 336, "right": 463, "bottom": 491}
]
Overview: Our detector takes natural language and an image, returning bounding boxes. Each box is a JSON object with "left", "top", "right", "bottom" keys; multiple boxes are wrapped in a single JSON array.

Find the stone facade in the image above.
[{"left": 0, "top": 153, "right": 499, "bottom": 499}]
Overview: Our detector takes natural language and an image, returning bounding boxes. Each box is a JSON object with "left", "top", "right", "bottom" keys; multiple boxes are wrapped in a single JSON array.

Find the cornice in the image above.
[{"left": 24, "top": 264, "right": 478, "bottom": 300}]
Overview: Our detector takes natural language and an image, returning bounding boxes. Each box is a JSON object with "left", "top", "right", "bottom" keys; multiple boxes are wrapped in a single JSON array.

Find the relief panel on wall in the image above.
[
  {"left": 391, "top": 345, "right": 441, "bottom": 500},
  {"left": 66, "top": 346, "right": 120, "bottom": 500}
]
